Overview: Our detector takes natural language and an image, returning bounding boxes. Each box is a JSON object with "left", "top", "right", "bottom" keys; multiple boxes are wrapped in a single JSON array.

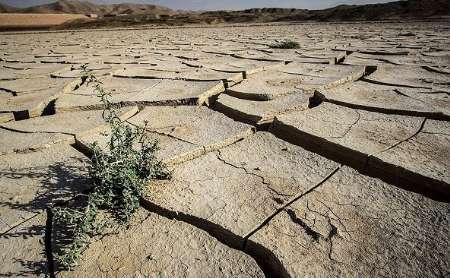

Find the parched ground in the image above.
[{"left": 0, "top": 22, "right": 449, "bottom": 277}]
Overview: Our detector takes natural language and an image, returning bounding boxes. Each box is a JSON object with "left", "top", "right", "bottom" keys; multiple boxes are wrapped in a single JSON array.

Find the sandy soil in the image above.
[{"left": 0, "top": 13, "right": 88, "bottom": 27}]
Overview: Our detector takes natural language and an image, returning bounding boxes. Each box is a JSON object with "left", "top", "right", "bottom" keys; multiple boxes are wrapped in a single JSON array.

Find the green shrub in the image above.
[
  {"left": 53, "top": 71, "right": 170, "bottom": 269},
  {"left": 269, "top": 40, "right": 300, "bottom": 49}
]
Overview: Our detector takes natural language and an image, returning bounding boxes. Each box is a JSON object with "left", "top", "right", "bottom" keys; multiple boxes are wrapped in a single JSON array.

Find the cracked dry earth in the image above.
[{"left": 0, "top": 21, "right": 449, "bottom": 277}]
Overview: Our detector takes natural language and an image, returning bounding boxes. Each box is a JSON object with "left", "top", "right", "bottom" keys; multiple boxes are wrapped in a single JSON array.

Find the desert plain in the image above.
[{"left": 0, "top": 21, "right": 449, "bottom": 277}]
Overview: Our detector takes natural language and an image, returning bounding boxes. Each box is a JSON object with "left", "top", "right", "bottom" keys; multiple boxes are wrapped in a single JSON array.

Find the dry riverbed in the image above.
[{"left": 0, "top": 22, "right": 449, "bottom": 277}]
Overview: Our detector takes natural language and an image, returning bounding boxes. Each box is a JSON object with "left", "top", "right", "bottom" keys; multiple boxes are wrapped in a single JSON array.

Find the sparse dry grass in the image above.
[{"left": 269, "top": 40, "right": 300, "bottom": 49}]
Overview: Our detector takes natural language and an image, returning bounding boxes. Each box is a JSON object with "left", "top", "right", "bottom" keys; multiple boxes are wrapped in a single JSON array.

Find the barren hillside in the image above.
[
  {"left": 2, "top": 0, "right": 174, "bottom": 16},
  {"left": 63, "top": 0, "right": 450, "bottom": 29},
  {"left": 0, "top": 3, "right": 17, "bottom": 13}
]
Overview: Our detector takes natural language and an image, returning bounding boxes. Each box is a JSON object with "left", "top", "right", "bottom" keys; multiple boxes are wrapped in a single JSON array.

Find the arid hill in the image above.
[
  {"left": 0, "top": 3, "right": 17, "bottom": 13},
  {"left": 283, "top": 0, "right": 450, "bottom": 21},
  {"left": 1, "top": 0, "right": 174, "bottom": 16},
  {"left": 200, "top": 0, "right": 450, "bottom": 22},
  {"left": 62, "top": 0, "right": 450, "bottom": 29},
  {"left": 20, "top": 0, "right": 99, "bottom": 14}
]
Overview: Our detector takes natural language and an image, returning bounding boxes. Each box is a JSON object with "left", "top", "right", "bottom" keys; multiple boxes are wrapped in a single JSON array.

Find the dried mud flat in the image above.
[{"left": 0, "top": 22, "right": 449, "bottom": 277}]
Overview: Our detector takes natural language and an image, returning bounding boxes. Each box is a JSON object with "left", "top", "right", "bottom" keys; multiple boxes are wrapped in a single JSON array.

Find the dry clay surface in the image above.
[{"left": 0, "top": 22, "right": 449, "bottom": 277}]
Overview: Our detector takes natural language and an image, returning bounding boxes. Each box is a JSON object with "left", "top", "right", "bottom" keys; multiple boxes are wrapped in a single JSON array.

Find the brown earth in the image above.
[{"left": 0, "top": 13, "right": 89, "bottom": 29}]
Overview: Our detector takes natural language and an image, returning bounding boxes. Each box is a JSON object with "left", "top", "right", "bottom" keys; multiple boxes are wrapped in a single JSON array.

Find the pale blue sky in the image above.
[{"left": 1, "top": 0, "right": 397, "bottom": 10}]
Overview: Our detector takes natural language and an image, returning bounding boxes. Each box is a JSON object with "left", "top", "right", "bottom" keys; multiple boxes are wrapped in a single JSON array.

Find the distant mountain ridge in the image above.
[
  {"left": 0, "top": 3, "right": 17, "bottom": 13},
  {"left": 0, "top": 0, "right": 174, "bottom": 16},
  {"left": 199, "top": 0, "right": 450, "bottom": 22}
]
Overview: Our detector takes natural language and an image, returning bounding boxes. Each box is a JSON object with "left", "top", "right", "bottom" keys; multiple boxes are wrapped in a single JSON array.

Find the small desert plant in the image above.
[
  {"left": 53, "top": 70, "right": 170, "bottom": 269},
  {"left": 269, "top": 40, "right": 300, "bottom": 49}
]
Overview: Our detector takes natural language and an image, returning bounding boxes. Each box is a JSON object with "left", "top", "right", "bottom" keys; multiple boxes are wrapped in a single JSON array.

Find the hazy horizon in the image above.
[{"left": 0, "top": 0, "right": 397, "bottom": 11}]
